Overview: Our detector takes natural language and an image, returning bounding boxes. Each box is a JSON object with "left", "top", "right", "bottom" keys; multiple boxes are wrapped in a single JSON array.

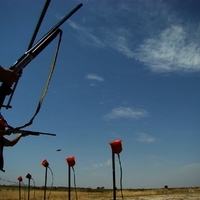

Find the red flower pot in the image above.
[
  {"left": 109, "top": 140, "right": 122, "bottom": 154},
  {"left": 66, "top": 156, "right": 76, "bottom": 167},
  {"left": 41, "top": 159, "right": 49, "bottom": 168},
  {"left": 17, "top": 176, "right": 23, "bottom": 182}
]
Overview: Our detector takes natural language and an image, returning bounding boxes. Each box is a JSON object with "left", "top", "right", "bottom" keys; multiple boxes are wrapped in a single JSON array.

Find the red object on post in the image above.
[
  {"left": 26, "top": 173, "right": 32, "bottom": 179},
  {"left": 109, "top": 140, "right": 122, "bottom": 154},
  {"left": 17, "top": 176, "right": 23, "bottom": 182},
  {"left": 41, "top": 159, "right": 49, "bottom": 168},
  {"left": 66, "top": 156, "right": 76, "bottom": 167}
]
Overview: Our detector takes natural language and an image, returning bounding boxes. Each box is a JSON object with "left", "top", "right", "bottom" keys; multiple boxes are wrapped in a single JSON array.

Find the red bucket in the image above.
[
  {"left": 17, "top": 176, "right": 23, "bottom": 182},
  {"left": 109, "top": 140, "right": 122, "bottom": 154},
  {"left": 66, "top": 156, "right": 76, "bottom": 167},
  {"left": 41, "top": 159, "right": 49, "bottom": 168}
]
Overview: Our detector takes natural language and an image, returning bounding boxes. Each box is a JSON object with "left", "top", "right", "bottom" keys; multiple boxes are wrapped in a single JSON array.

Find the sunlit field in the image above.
[{"left": 0, "top": 186, "right": 200, "bottom": 200}]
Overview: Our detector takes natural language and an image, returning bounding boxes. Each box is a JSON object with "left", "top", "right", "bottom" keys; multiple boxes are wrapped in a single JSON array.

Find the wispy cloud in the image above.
[
  {"left": 84, "top": 159, "right": 111, "bottom": 170},
  {"left": 68, "top": 1, "right": 200, "bottom": 74},
  {"left": 104, "top": 107, "right": 148, "bottom": 120},
  {"left": 86, "top": 73, "right": 105, "bottom": 82},
  {"left": 136, "top": 133, "right": 156, "bottom": 143},
  {"left": 136, "top": 25, "right": 200, "bottom": 73},
  {"left": 105, "top": 29, "right": 135, "bottom": 58},
  {"left": 89, "top": 83, "right": 97, "bottom": 87},
  {"left": 68, "top": 20, "right": 105, "bottom": 48}
]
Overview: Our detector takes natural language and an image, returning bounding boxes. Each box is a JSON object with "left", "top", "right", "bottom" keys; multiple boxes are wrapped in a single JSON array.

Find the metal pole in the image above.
[
  {"left": 27, "top": 0, "right": 51, "bottom": 50},
  {"left": 68, "top": 165, "right": 71, "bottom": 200},
  {"left": 18, "top": 181, "right": 21, "bottom": 200},
  {"left": 112, "top": 151, "right": 116, "bottom": 200},
  {"left": 27, "top": 178, "right": 30, "bottom": 200},
  {"left": 44, "top": 166, "right": 48, "bottom": 200}
]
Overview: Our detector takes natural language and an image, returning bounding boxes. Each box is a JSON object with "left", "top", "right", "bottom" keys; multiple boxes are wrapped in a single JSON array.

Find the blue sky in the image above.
[{"left": 0, "top": 0, "right": 200, "bottom": 189}]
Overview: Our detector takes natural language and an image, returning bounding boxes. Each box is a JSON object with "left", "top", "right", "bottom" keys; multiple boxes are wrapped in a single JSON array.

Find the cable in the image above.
[
  {"left": 47, "top": 166, "right": 54, "bottom": 200},
  {"left": 117, "top": 154, "right": 124, "bottom": 200},
  {"left": 21, "top": 181, "right": 27, "bottom": 200},
  {"left": 31, "top": 178, "right": 36, "bottom": 200},
  {"left": 72, "top": 166, "right": 78, "bottom": 200}
]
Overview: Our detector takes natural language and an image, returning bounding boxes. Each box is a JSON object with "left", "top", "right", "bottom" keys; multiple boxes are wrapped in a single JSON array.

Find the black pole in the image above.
[
  {"left": 27, "top": 178, "right": 30, "bottom": 200},
  {"left": 68, "top": 165, "right": 71, "bottom": 200},
  {"left": 112, "top": 151, "right": 116, "bottom": 200},
  {"left": 44, "top": 166, "right": 48, "bottom": 200},
  {"left": 33, "top": 3, "right": 83, "bottom": 48},
  {"left": 18, "top": 181, "right": 21, "bottom": 200},
  {"left": 28, "top": 0, "right": 51, "bottom": 50}
]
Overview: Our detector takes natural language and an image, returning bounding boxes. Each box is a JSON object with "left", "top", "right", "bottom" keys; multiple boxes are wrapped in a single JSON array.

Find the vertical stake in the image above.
[
  {"left": 26, "top": 173, "right": 32, "bottom": 200},
  {"left": 18, "top": 180, "right": 21, "bottom": 200},
  {"left": 68, "top": 165, "right": 71, "bottom": 200},
  {"left": 41, "top": 159, "right": 49, "bottom": 200},
  {"left": 109, "top": 139, "right": 122, "bottom": 200},
  {"left": 27, "top": 178, "right": 30, "bottom": 200},
  {"left": 112, "top": 151, "right": 116, "bottom": 200},
  {"left": 66, "top": 156, "right": 75, "bottom": 200},
  {"left": 44, "top": 166, "right": 48, "bottom": 200},
  {"left": 17, "top": 176, "right": 23, "bottom": 200}
]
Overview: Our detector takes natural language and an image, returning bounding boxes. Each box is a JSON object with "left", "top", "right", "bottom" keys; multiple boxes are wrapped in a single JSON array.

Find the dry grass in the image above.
[{"left": 0, "top": 186, "right": 200, "bottom": 200}]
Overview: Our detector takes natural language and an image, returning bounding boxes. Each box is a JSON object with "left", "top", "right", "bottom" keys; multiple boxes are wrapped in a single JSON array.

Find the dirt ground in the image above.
[
  {"left": 81, "top": 189, "right": 200, "bottom": 200},
  {"left": 123, "top": 193, "right": 200, "bottom": 200},
  {"left": 0, "top": 186, "right": 200, "bottom": 200}
]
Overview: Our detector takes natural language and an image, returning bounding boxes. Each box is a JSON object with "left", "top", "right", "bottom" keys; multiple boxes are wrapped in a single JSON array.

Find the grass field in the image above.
[{"left": 0, "top": 186, "right": 200, "bottom": 200}]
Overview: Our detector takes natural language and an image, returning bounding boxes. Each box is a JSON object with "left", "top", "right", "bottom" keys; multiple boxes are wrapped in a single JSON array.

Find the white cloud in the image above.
[
  {"left": 136, "top": 133, "right": 156, "bottom": 143},
  {"left": 104, "top": 27, "right": 135, "bottom": 58},
  {"left": 89, "top": 83, "right": 97, "bottom": 87},
  {"left": 68, "top": 1, "right": 200, "bottom": 74},
  {"left": 86, "top": 73, "right": 105, "bottom": 82},
  {"left": 136, "top": 25, "right": 200, "bottom": 73},
  {"left": 104, "top": 107, "right": 148, "bottom": 120},
  {"left": 85, "top": 159, "right": 111, "bottom": 170},
  {"left": 68, "top": 20, "right": 105, "bottom": 48}
]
